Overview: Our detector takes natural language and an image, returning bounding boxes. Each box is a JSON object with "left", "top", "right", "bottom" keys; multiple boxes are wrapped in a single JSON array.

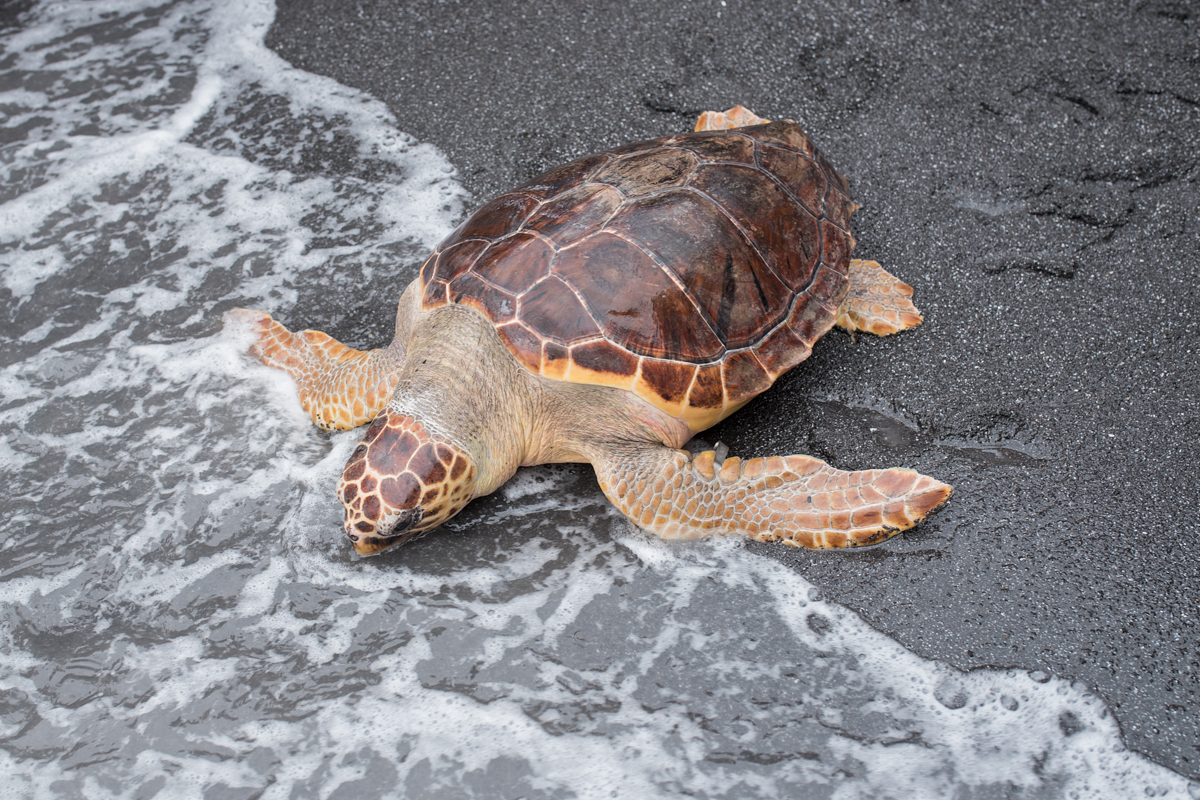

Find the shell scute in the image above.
[
  {"left": 605, "top": 137, "right": 669, "bottom": 157},
  {"left": 640, "top": 359, "right": 696, "bottom": 407},
  {"left": 450, "top": 193, "right": 539, "bottom": 243},
  {"left": 669, "top": 133, "right": 757, "bottom": 164},
  {"left": 721, "top": 350, "right": 771, "bottom": 400},
  {"left": 418, "top": 250, "right": 438, "bottom": 285},
  {"left": 606, "top": 189, "right": 791, "bottom": 350},
  {"left": 517, "top": 276, "right": 601, "bottom": 345},
  {"left": 473, "top": 233, "right": 553, "bottom": 294},
  {"left": 495, "top": 322, "right": 543, "bottom": 373},
  {"left": 554, "top": 231, "right": 724, "bottom": 362},
  {"left": 569, "top": 339, "right": 639, "bottom": 383},
  {"left": 819, "top": 221, "right": 855, "bottom": 276},
  {"left": 687, "top": 364, "right": 725, "bottom": 409},
  {"left": 755, "top": 317, "right": 814, "bottom": 378},
  {"left": 422, "top": 278, "right": 448, "bottom": 308},
  {"left": 592, "top": 149, "right": 697, "bottom": 197},
  {"left": 741, "top": 121, "right": 816, "bottom": 157},
  {"left": 688, "top": 162, "right": 821, "bottom": 291},
  {"left": 541, "top": 341, "right": 572, "bottom": 381},
  {"left": 790, "top": 295, "right": 836, "bottom": 347},
  {"left": 433, "top": 238, "right": 491, "bottom": 283},
  {"left": 448, "top": 272, "right": 515, "bottom": 323},
  {"left": 807, "top": 263, "right": 849, "bottom": 312},
  {"left": 517, "top": 153, "right": 609, "bottom": 198},
  {"left": 814, "top": 149, "right": 851, "bottom": 197},
  {"left": 756, "top": 144, "right": 828, "bottom": 219},
  {"left": 523, "top": 184, "right": 623, "bottom": 248}
]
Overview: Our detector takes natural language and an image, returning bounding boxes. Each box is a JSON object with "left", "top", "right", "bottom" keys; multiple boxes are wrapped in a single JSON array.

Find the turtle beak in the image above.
[{"left": 346, "top": 507, "right": 424, "bottom": 556}]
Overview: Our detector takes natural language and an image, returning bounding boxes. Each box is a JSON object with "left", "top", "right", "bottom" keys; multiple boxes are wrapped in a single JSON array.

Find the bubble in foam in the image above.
[{"left": 933, "top": 674, "right": 970, "bottom": 710}]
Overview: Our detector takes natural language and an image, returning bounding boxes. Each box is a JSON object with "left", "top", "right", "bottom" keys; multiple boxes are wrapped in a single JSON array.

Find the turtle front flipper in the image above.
[
  {"left": 226, "top": 309, "right": 403, "bottom": 431},
  {"left": 592, "top": 443, "right": 950, "bottom": 548},
  {"left": 836, "top": 259, "right": 924, "bottom": 336}
]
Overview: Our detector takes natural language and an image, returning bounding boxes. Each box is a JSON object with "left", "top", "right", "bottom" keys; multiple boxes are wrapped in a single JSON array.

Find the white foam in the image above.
[
  {"left": 500, "top": 466, "right": 564, "bottom": 501},
  {"left": 0, "top": 564, "right": 86, "bottom": 608}
]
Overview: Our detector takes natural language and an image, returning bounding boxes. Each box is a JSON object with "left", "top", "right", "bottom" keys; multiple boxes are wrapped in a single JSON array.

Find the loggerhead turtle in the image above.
[{"left": 229, "top": 106, "right": 951, "bottom": 556}]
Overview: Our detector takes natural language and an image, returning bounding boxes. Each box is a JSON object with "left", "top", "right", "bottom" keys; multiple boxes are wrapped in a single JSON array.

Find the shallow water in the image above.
[{"left": 1, "top": 2, "right": 1196, "bottom": 798}]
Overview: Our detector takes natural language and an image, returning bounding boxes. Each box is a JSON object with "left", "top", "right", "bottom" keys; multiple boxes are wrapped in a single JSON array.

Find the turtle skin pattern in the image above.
[{"left": 419, "top": 121, "right": 857, "bottom": 431}]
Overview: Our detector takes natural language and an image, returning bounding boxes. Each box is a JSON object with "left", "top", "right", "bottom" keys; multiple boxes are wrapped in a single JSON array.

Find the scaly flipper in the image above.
[
  {"left": 837, "top": 259, "right": 924, "bottom": 336},
  {"left": 593, "top": 443, "right": 950, "bottom": 548},
  {"left": 694, "top": 105, "right": 772, "bottom": 131},
  {"left": 226, "top": 308, "right": 403, "bottom": 430}
]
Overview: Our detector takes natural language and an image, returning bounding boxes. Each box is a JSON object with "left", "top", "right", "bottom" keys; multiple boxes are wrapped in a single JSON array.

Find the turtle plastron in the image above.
[
  {"left": 591, "top": 443, "right": 951, "bottom": 548},
  {"left": 227, "top": 308, "right": 404, "bottom": 431},
  {"left": 836, "top": 259, "right": 924, "bottom": 337}
]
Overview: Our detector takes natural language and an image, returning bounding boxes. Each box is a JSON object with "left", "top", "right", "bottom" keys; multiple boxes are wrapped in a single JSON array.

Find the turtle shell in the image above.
[{"left": 419, "top": 121, "right": 856, "bottom": 431}]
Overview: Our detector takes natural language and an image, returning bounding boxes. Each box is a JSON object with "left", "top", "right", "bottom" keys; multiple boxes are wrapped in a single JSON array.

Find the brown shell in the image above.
[{"left": 419, "top": 121, "right": 856, "bottom": 430}]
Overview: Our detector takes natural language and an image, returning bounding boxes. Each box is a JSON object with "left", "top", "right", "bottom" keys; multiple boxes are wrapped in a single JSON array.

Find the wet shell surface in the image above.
[{"left": 419, "top": 121, "right": 857, "bottom": 430}]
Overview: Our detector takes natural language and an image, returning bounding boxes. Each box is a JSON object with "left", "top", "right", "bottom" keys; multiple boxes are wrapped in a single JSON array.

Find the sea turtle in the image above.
[{"left": 229, "top": 106, "right": 951, "bottom": 556}]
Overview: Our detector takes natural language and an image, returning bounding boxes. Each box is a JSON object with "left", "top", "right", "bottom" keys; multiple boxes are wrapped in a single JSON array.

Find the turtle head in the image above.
[{"left": 338, "top": 410, "right": 477, "bottom": 555}]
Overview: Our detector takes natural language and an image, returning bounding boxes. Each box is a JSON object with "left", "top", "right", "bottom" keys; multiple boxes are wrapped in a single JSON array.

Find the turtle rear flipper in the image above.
[
  {"left": 226, "top": 308, "right": 403, "bottom": 430},
  {"left": 694, "top": 105, "right": 771, "bottom": 131},
  {"left": 836, "top": 259, "right": 924, "bottom": 336},
  {"left": 592, "top": 443, "right": 950, "bottom": 548}
]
